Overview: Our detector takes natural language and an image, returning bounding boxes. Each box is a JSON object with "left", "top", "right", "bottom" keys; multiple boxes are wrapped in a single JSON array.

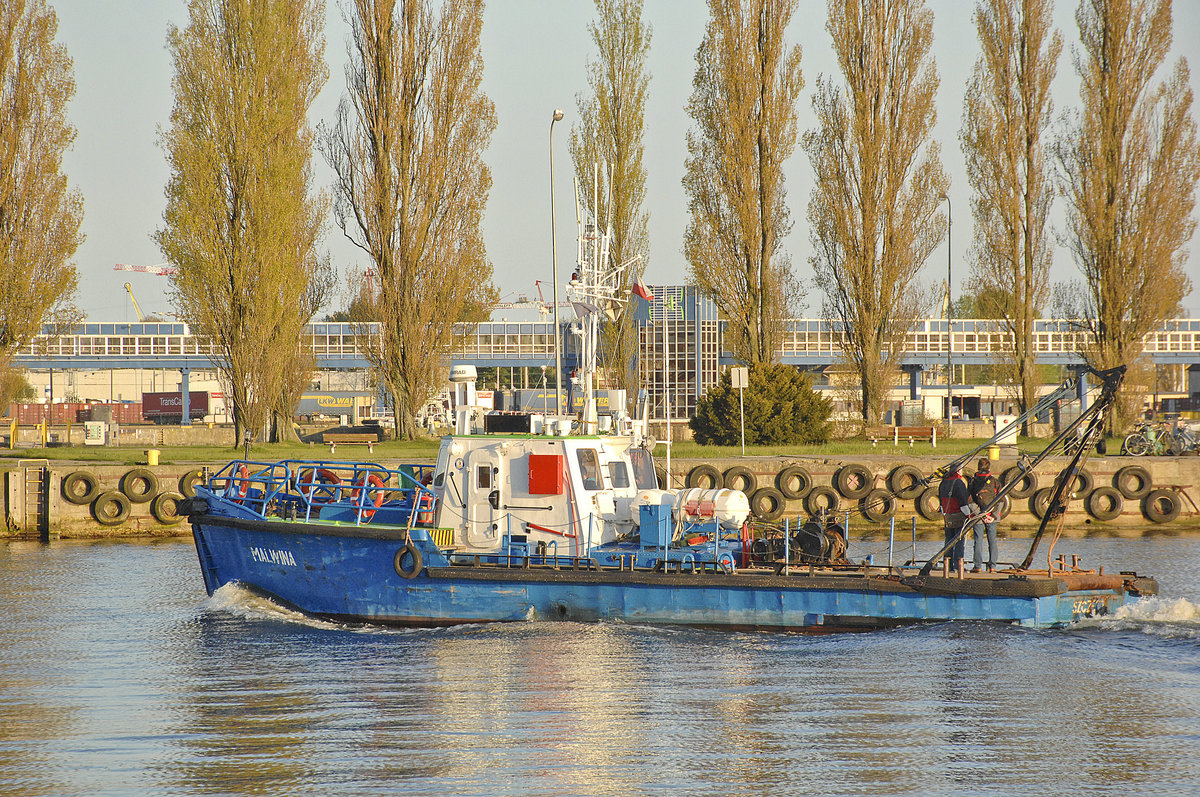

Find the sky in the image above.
[{"left": 51, "top": 0, "right": 1200, "bottom": 323}]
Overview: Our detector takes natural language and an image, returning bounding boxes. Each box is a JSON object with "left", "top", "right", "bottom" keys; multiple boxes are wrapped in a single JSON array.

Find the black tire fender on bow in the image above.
[
  {"left": 394, "top": 542, "right": 424, "bottom": 579},
  {"left": 62, "top": 470, "right": 101, "bottom": 505}
]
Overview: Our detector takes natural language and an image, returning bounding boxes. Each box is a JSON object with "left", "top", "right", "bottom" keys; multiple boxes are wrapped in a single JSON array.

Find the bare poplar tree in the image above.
[
  {"left": 0, "top": 0, "right": 82, "bottom": 405},
  {"left": 322, "top": 0, "right": 497, "bottom": 440},
  {"left": 157, "top": 0, "right": 329, "bottom": 446},
  {"left": 1056, "top": 0, "right": 1198, "bottom": 430},
  {"left": 683, "top": 0, "right": 804, "bottom": 366},
  {"left": 570, "top": 0, "right": 651, "bottom": 397},
  {"left": 962, "top": 0, "right": 1061, "bottom": 436},
  {"left": 804, "top": 0, "right": 948, "bottom": 426}
]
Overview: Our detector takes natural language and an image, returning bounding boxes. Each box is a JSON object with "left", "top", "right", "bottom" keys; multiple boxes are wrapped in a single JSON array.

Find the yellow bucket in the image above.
[
  {"left": 146, "top": 449, "right": 160, "bottom": 466},
  {"left": 988, "top": 445, "right": 1000, "bottom": 461}
]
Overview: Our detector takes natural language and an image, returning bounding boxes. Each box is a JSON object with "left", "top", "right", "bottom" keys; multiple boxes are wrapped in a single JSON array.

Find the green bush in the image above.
[{"left": 690, "top": 363, "right": 832, "bottom": 446}]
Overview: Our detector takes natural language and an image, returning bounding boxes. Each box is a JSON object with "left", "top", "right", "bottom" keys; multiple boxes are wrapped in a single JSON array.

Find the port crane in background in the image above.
[
  {"left": 114, "top": 262, "right": 175, "bottom": 321},
  {"left": 123, "top": 283, "right": 149, "bottom": 323},
  {"left": 113, "top": 262, "right": 175, "bottom": 276},
  {"left": 494, "top": 280, "right": 572, "bottom": 318}
]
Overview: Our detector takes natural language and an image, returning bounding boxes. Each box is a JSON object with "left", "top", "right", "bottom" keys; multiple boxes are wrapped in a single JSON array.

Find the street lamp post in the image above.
[
  {"left": 550, "top": 108, "right": 565, "bottom": 417},
  {"left": 943, "top": 193, "right": 953, "bottom": 434}
]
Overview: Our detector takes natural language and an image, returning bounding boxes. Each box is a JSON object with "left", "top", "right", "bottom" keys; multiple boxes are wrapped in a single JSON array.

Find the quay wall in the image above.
[{"left": 2, "top": 454, "right": 1198, "bottom": 539}]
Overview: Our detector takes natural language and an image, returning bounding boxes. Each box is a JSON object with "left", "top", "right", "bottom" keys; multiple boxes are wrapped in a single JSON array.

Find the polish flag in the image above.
[{"left": 632, "top": 277, "right": 654, "bottom": 302}]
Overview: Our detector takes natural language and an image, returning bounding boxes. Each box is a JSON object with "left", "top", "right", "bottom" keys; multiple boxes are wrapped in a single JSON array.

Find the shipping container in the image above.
[
  {"left": 8, "top": 401, "right": 144, "bottom": 426},
  {"left": 142, "top": 391, "right": 209, "bottom": 423}
]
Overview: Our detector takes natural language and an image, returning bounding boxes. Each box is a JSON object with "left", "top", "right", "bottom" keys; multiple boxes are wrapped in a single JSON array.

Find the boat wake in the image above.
[
  {"left": 200, "top": 583, "right": 486, "bottom": 636},
  {"left": 1075, "top": 597, "right": 1200, "bottom": 638},
  {"left": 202, "top": 583, "right": 351, "bottom": 631}
]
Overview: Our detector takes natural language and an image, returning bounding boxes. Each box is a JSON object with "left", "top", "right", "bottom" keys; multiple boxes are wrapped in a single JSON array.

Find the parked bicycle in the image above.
[{"left": 1123, "top": 419, "right": 1200, "bottom": 456}]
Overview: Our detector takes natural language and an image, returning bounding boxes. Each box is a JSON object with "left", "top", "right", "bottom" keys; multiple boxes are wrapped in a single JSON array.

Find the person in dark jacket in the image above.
[
  {"left": 938, "top": 464, "right": 976, "bottom": 567},
  {"left": 968, "top": 458, "right": 1001, "bottom": 572}
]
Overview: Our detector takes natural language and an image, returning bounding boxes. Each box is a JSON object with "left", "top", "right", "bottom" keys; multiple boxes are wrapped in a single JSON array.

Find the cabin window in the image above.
[
  {"left": 628, "top": 448, "right": 658, "bottom": 490},
  {"left": 476, "top": 465, "right": 492, "bottom": 490},
  {"left": 576, "top": 448, "right": 602, "bottom": 491},
  {"left": 607, "top": 461, "right": 630, "bottom": 489}
]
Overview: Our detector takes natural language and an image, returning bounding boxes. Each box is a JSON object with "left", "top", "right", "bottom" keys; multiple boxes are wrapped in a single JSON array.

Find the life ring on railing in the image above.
[
  {"left": 353, "top": 473, "right": 386, "bottom": 520},
  {"left": 225, "top": 464, "right": 250, "bottom": 501},
  {"left": 297, "top": 468, "right": 342, "bottom": 503}
]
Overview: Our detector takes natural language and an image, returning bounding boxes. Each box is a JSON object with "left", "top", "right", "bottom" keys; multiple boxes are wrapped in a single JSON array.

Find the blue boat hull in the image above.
[{"left": 190, "top": 512, "right": 1143, "bottom": 631}]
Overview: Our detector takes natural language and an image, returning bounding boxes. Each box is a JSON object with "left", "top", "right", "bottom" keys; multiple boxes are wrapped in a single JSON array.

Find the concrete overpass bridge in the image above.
[{"left": 13, "top": 317, "right": 1200, "bottom": 372}]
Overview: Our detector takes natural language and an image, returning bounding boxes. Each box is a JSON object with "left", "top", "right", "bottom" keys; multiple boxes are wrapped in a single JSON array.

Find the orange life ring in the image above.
[
  {"left": 353, "top": 473, "right": 385, "bottom": 520},
  {"left": 234, "top": 464, "right": 250, "bottom": 501}
]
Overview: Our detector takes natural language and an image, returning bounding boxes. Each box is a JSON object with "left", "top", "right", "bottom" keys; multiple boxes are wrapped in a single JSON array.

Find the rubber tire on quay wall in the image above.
[
  {"left": 776, "top": 465, "right": 814, "bottom": 500},
  {"left": 120, "top": 468, "right": 159, "bottom": 503},
  {"left": 886, "top": 465, "right": 925, "bottom": 499},
  {"left": 861, "top": 489, "right": 898, "bottom": 522},
  {"left": 1030, "top": 487, "right": 1058, "bottom": 520},
  {"left": 686, "top": 464, "right": 721, "bottom": 490},
  {"left": 61, "top": 470, "right": 101, "bottom": 505},
  {"left": 834, "top": 463, "right": 873, "bottom": 500},
  {"left": 916, "top": 486, "right": 942, "bottom": 521},
  {"left": 724, "top": 466, "right": 758, "bottom": 494},
  {"left": 1059, "top": 467, "right": 1094, "bottom": 498},
  {"left": 1142, "top": 489, "right": 1181, "bottom": 524},
  {"left": 92, "top": 490, "right": 132, "bottom": 526},
  {"left": 804, "top": 485, "right": 840, "bottom": 516},
  {"left": 1114, "top": 465, "right": 1153, "bottom": 500},
  {"left": 179, "top": 468, "right": 206, "bottom": 498},
  {"left": 150, "top": 491, "right": 185, "bottom": 525},
  {"left": 655, "top": 467, "right": 668, "bottom": 490},
  {"left": 995, "top": 494, "right": 1013, "bottom": 521},
  {"left": 1000, "top": 466, "right": 1038, "bottom": 499},
  {"left": 1085, "top": 486, "right": 1124, "bottom": 521},
  {"left": 750, "top": 487, "right": 786, "bottom": 523}
]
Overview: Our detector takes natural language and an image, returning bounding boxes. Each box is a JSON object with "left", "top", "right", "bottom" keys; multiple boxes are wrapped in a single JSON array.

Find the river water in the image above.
[{"left": 1, "top": 534, "right": 1199, "bottom": 796}]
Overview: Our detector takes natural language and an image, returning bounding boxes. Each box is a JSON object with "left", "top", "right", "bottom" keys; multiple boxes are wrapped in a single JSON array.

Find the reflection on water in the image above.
[{"left": 1, "top": 537, "right": 1199, "bottom": 795}]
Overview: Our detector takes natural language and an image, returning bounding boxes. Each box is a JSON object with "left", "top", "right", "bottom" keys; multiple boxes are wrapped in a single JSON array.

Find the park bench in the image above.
[
  {"left": 322, "top": 431, "right": 378, "bottom": 454},
  {"left": 865, "top": 425, "right": 937, "bottom": 447}
]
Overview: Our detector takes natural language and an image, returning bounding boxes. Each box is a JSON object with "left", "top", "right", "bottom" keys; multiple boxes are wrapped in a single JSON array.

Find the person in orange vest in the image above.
[{"left": 938, "top": 463, "right": 977, "bottom": 568}]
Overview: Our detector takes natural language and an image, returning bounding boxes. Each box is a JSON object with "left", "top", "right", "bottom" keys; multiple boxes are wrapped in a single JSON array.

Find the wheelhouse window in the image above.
[
  {"left": 607, "top": 461, "right": 630, "bottom": 489},
  {"left": 628, "top": 448, "right": 658, "bottom": 490},
  {"left": 576, "top": 448, "right": 602, "bottom": 491}
]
